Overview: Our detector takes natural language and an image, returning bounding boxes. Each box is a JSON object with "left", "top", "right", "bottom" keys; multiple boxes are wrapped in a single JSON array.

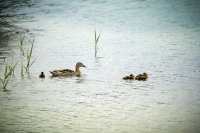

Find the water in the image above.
[{"left": 0, "top": 0, "right": 200, "bottom": 133}]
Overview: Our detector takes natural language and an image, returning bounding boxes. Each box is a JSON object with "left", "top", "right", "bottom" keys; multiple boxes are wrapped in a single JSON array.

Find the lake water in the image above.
[{"left": 0, "top": 0, "right": 200, "bottom": 133}]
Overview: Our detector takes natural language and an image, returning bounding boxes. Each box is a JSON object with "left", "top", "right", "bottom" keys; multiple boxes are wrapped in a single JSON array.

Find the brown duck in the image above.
[
  {"left": 135, "top": 73, "right": 148, "bottom": 81},
  {"left": 50, "top": 62, "right": 86, "bottom": 77},
  {"left": 123, "top": 74, "right": 134, "bottom": 80}
]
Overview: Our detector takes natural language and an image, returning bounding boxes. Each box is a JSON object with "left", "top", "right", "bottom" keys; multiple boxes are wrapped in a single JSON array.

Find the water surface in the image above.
[{"left": 0, "top": 0, "right": 200, "bottom": 133}]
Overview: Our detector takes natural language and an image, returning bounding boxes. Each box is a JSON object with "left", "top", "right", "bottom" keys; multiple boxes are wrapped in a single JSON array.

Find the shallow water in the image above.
[{"left": 0, "top": 0, "right": 200, "bottom": 133}]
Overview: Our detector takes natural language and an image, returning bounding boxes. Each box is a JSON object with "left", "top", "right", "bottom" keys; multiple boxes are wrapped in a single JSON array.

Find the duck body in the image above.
[
  {"left": 50, "top": 69, "right": 76, "bottom": 77},
  {"left": 50, "top": 62, "right": 86, "bottom": 77},
  {"left": 135, "top": 73, "right": 148, "bottom": 81},
  {"left": 123, "top": 74, "right": 134, "bottom": 80}
]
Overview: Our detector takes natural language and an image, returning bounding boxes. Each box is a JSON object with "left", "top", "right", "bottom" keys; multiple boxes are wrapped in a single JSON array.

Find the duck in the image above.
[
  {"left": 135, "top": 73, "right": 148, "bottom": 81},
  {"left": 50, "top": 62, "right": 86, "bottom": 77},
  {"left": 39, "top": 72, "right": 45, "bottom": 78},
  {"left": 123, "top": 74, "right": 134, "bottom": 80}
]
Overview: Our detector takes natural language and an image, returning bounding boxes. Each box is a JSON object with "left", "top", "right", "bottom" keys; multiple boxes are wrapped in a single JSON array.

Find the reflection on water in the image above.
[
  {"left": 0, "top": 0, "right": 35, "bottom": 47},
  {"left": 0, "top": 0, "right": 34, "bottom": 63},
  {"left": 0, "top": 0, "right": 200, "bottom": 133}
]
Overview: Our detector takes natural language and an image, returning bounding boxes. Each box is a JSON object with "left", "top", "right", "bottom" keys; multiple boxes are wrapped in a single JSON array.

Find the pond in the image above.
[{"left": 0, "top": 0, "right": 200, "bottom": 133}]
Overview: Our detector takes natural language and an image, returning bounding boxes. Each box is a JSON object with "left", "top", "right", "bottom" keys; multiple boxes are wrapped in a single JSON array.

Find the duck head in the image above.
[
  {"left": 76, "top": 62, "right": 86, "bottom": 68},
  {"left": 143, "top": 72, "right": 148, "bottom": 77},
  {"left": 75, "top": 62, "right": 86, "bottom": 76}
]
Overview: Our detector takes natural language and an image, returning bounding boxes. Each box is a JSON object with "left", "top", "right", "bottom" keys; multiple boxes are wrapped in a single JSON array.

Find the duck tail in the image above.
[
  {"left": 50, "top": 71, "right": 57, "bottom": 77},
  {"left": 49, "top": 71, "right": 55, "bottom": 75}
]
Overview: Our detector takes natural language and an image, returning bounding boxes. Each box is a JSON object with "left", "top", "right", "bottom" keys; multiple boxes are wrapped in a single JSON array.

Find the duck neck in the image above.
[{"left": 75, "top": 66, "right": 81, "bottom": 75}]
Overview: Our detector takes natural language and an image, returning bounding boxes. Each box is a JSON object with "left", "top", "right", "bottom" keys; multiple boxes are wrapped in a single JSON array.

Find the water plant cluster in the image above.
[
  {"left": 0, "top": 63, "right": 17, "bottom": 91},
  {"left": 0, "top": 35, "right": 35, "bottom": 91},
  {"left": 18, "top": 36, "right": 36, "bottom": 77}
]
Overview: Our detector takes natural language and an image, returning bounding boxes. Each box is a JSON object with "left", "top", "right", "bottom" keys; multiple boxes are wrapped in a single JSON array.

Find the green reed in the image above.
[
  {"left": 0, "top": 63, "right": 17, "bottom": 91},
  {"left": 94, "top": 30, "right": 101, "bottom": 57},
  {"left": 18, "top": 36, "right": 36, "bottom": 76}
]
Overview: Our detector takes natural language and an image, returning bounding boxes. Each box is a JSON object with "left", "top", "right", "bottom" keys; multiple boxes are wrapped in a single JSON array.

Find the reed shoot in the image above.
[
  {"left": 0, "top": 64, "right": 16, "bottom": 91},
  {"left": 18, "top": 37, "right": 36, "bottom": 75},
  {"left": 24, "top": 39, "right": 35, "bottom": 72},
  {"left": 19, "top": 35, "right": 25, "bottom": 56},
  {"left": 94, "top": 30, "right": 101, "bottom": 57}
]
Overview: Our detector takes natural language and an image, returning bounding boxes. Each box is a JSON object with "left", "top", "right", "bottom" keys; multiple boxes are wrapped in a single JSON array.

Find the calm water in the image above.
[{"left": 0, "top": 0, "right": 200, "bottom": 133}]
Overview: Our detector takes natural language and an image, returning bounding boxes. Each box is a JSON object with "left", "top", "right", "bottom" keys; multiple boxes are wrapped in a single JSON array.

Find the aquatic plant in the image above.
[
  {"left": 0, "top": 63, "right": 16, "bottom": 91},
  {"left": 94, "top": 30, "right": 101, "bottom": 57},
  {"left": 19, "top": 35, "right": 25, "bottom": 56},
  {"left": 18, "top": 37, "right": 36, "bottom": 75},
  {"left": 20, "top": 62, "right": 24, "bottom": 77},
  {"left": 10, "top": 63, "right": 17, "bottom": 76},
  {"left": 24, "top": 39, "right": 35, "bottom": 72}
]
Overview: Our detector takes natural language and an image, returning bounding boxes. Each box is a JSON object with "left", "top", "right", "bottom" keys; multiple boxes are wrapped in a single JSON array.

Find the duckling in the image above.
[
  {"left": 39, "top": 72, "right": 45, "bottom": 78},
  {"left": 50, "top": 62, "right": 86, "bottom": 77},
  {"left": 135, "top": 73, "right": 148, "bottom": 81},
  {"left": 123, "top": 76, "right": 130, "bottom": 80},
  {"left": 123, "top": 74, "right": 134, "bottom": 80}
]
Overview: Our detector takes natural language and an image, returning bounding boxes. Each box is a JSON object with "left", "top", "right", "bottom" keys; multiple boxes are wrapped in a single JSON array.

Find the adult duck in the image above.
[{"left": 50, "top": 62, "right": 86, "bottom": 77}]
